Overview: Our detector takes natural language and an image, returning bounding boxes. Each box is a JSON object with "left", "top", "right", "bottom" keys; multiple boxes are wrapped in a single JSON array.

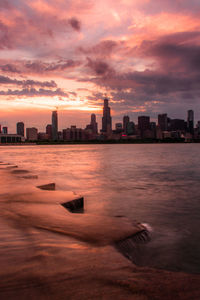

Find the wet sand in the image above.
[{"left": 0, "top": 166, "right": 200, "bottom": 299}]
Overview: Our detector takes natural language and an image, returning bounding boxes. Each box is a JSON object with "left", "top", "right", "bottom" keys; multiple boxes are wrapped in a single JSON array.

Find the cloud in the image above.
[
  {"left": 0, "top": 1, "right": 82, "bottom": 50},
  {"left": 0, "top": 88, "right": 68, "bottom": 97},
  {"left": 24, "top": 60, "right": 81, "bottom": 73},
  {"left": 0, "top": 75, "right": 57, "bottom": 88},
  {"left": 86, "top": 58, "right": 115, "bottom": 76},
  {"left": 0, "top": 0, "right": 11, "bottom": 10},
  {"left": 79, "top": 40, "right": 118, "bottom": 57},
  {"left": 68, "top": 17, "right": 81, "bottom": 31},
  {"left": 139, "top": 31, "right": 200, "bottom": 74}
]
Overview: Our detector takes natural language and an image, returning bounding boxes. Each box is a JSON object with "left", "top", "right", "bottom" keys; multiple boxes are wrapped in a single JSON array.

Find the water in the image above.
[
  {"left": 1, "top": 144, "right": 200, "bottom": 299},
  {"left": 1, "top": 143, "right": 200, "bottom": 273}
]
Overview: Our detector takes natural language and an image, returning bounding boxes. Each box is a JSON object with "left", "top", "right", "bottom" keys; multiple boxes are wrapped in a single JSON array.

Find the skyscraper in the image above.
[
  {"left": 46, "top": 124, "right": 52, "bottom": 140},
  {"left": 52, "top": 111, "right": 58, "bottom": 141},
  {"left": 158, "top": 114, "right": 168, "bottom": 131},
  {"left": 17, "top": 122, "right": 24, "bottom": 136},
  {"left": 102, "top": 98, "right": 112, "bottom": 133},
  {"left": 138, "top": 116, "right": 150, "bottom": 131},
  {"left": 138, "top": 116, "right": 150, "bottom": 138},
  {"left": 123, "top": 115, "right": 130, "bottom": 134},
  {"left": 90, "top": 114, "right": 98, "bottom": 134},
  {"left": 187, "top": 110, "right": 194, "bottom": 135}
]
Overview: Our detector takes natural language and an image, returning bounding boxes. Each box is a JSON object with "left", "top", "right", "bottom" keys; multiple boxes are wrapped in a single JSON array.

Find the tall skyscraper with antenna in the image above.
[{"left": 102, "top": 98, "right": 112, "bottom": 133}]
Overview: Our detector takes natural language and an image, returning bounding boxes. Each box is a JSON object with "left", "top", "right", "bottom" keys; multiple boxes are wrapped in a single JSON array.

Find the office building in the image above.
[
  {"left": 38, "top": 132, "right": 49, "bottom": 141},
  {"left": 123, "top": 115, "right": 130, "bottom": 134},
  {"left": 26, "top": 127, "right": 38, "bottom": 141},
  {"left": 138, "top": 116, "right": 150, "bottom": 131},
  {"left": 90, "top": 114, "right": 98, "bottom": 134},
  {"left": 0, "top": 134, "right": 22, "bottom": 143},
  {"left": 158, "top": 114, "right": 168, "bottom": 131},
  {"left": 115, "top": 123, "right": 123, "bottom": 133},
  {"left": 63, "top": 126, "right": 83, "bottom": 141},
  {"left": 2, "top": 127, "right": 8, "bottom": 134},
  {"left": 187, "top": 110, "right": 194, "bottom": 135},
  {"left": 102, "top": 98, "right": 112, "bottom": 133},
  {"left": 46, "top": 124, "right": 52, "bottom": 140},
  {"left": 16, "top": 122, "right": 24, "bottom": 136},
  {"left": 170, "top": 119, "right": 186, "bottom": 131},
  {"left": 126, "top": 121, "right": 135, "bottom": 135},
  {"left": 52, "top": 111, "right": 58, "bottom": 141}
]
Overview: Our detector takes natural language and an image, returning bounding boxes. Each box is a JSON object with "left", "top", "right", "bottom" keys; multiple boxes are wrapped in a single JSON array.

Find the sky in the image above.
[{"left": 1, "top": 0, "right": 200, "bottom": 132}]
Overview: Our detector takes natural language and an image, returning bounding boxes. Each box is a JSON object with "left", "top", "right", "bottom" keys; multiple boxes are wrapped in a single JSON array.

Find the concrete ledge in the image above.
[
  {"left": 114, "top": 229, "right": 150, "bottom": 262},
  {"left": 37, "top": 183, "right": 56, "bottom": 190},
  {"left": 61, "top": 197, "right": 84, "bottom": 213}
]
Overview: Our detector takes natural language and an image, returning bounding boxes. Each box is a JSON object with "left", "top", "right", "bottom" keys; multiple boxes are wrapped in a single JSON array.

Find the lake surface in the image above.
[{"left": 1, "top": 144, "right": 200, "bottom": 274}]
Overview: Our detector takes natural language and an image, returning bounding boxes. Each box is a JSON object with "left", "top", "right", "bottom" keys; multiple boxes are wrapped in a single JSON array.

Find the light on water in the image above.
[{"left": 1, "top": 144, "right": 200, "bottom": 299}]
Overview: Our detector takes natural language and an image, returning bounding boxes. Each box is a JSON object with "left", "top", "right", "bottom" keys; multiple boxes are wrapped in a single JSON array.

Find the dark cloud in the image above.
[
  {"left": 25, "top": 60, "right": 80, "bottom": 73},
  {"left": 0, "top": 59, "right": 81, "bottom": 76},
  {"left": 68, "top": 17, "right": 81, "bottom": 31},
  {"left": 0, "top": 63, "right": 21, "bottom": 73},
  {"left": 79, "top": 40, "right": 118, "bottom": 57},
  {"left": 82, "top": 31, "right": 200, "bottom": 109},
  {"left": 0, "top": 75, "right": 57, "bottom": 88},
  {"left": 0, "top": 88, "right": 68, "bottom": 97},
  {"left": 86, "top": 58, "right": 115, "bottom": 76},
  {"left": 139, "top": 31, "right": 200, "bottom": 73}
]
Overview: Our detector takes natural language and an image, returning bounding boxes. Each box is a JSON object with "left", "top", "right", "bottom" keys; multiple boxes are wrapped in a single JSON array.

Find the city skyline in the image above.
[
  {"left": 0, "top": 102, "right": 198, "bottom": 133},
  {"left": 1, "top": 1, "right": 200, "bottom": 131},
  {"left": 0, "top": 98, "right": 199, "bottom": 143}
]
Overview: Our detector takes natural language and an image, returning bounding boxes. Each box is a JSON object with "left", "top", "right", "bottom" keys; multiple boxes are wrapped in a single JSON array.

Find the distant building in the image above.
[
  {"left": 0, "top": 134, "right": 22, "bottom": 143},
  {"left": 123, "top": 115, "right": 130, "bottom": 134},
  {"left": 26, "top": 127, "right": 38, "bottom": 141},
  {"left": 169, "top": 119, "right": 186, "bottom": 131},
  {"left": 138, "top": 116, "right": 150, "bottom": 131},
  {"left": 127, "top": 121, "right": 135, "bottom": 135},
  {"left": 63, "top": 126, "right": 83, "bottom": 141},
  {"left": 2, "top": 127, "right": 8, "bottom": 134},
  {"left": 16, "top": 122, "right": 24, "bottom": 136},
  {"left": 102, "top": 98, "right": 112, "bottom": 133},
  {"left": 196, "top": 121, "right": 200, "bottom": 135},
  {"left": 38, "top": 132, "right": 49, "bottom": 141},
  {"left": 158, "top": 114, "right": 168, "bottom": 131},
  {"left": 52, "top": 111, "right": 58, "bottom": 141},
  {"left": 187, "top": 110, "right": 194, "bottom": 135},
  {"left": 46, "top": 124, "right": 52, "bottom": 140},
  {"left": 115, "top": 123, "right": 123, "bottom": 133},
  {"left": 86, "top": 114, "right": 98, "bottom": 136},
  {"left": 150, "top": 122, "right": 156, "bottom": 138},
  {"left": 138, "top": 116, "right": 150, "bottom": 137},
  {"left": 90, "top": 114, "right": 98, "bottom": 134}
]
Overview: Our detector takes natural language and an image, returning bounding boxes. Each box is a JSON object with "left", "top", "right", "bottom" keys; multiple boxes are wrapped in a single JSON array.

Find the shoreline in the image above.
[{"left": 1, "top": 139, "right": 200, "bottom": 146}]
